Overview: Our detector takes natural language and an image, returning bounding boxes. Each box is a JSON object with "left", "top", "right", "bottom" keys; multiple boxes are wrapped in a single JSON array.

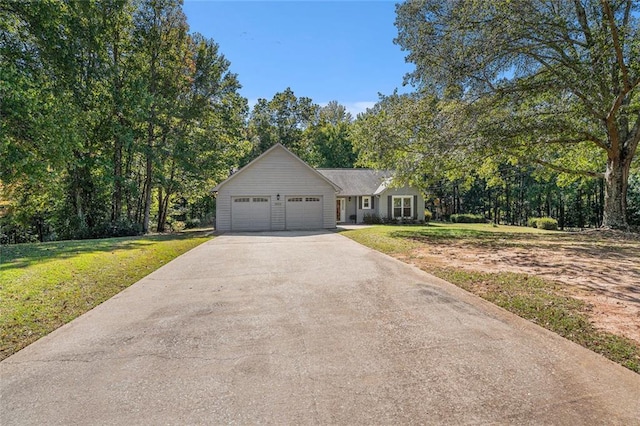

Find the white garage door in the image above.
[
  {"left": 286, "top": 196, "right": 323, "bottom": 229},
  {"left": 231, "top": 196, "right": 271, "bottom": 231}
]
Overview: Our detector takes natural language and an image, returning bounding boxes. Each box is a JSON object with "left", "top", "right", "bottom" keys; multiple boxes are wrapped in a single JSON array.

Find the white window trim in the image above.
[
  {"left": 392, "top": 195, "right": 413, "bottom": 218},
  {"left": 362, "top": 196, "right": 372, "bottom": 210}
]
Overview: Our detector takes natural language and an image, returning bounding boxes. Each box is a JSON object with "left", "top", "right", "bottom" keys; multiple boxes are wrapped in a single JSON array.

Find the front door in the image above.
[{"left": 336, "top": 198, "right": 346, "bottom": 223}]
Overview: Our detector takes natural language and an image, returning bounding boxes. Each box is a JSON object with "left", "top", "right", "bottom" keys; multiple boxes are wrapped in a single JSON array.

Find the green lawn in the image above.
[
  {"left": 341, "top": 223, "right": 640, "bottom": 373},
  {"left": 341, "top": 222, "right": 560, "bottom": 255},
  {"left": 0, "top": 231, "right": 212, "bottom": 360}
]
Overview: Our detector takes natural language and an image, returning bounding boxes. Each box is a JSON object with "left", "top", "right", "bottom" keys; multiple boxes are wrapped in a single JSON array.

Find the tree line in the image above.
[
  {"left": 355, "top": 0, "right": 639, "bottom": 230},
  {"left": 1, "top": 0, "right": 248, "bottom": 242},
  {"left": 0, "top": 0, "right": 357, "bottom": 244},
  {"left": 2, "top": 0, "right": 638, "bottom": 244}
]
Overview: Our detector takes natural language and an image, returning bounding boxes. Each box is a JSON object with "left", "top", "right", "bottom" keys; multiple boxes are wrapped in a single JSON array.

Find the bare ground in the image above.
[{"left": 402, "top": 230, "right": 640, "bottom": 345}]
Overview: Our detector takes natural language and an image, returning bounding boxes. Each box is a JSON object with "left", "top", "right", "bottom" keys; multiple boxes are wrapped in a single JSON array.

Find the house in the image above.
[
  {"left": 213, "top": 143, "right": 425, "bottom": 231},
  {"left": 316, "top": 169, "right": 425, "bottom": 224}
]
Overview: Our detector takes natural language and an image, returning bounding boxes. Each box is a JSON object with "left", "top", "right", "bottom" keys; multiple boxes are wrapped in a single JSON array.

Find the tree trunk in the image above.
[
  {"left": 112, "top": 134, "right": 123, "bottom": 222},
  {"left": 157, "top": 187, "right": 165, "bottom": 232},
  {"left": 602, "top": 156, "right": 629, "bottom": 229},
  {"left": 142, "top": 135, "right": 153, "bottom": 233}
]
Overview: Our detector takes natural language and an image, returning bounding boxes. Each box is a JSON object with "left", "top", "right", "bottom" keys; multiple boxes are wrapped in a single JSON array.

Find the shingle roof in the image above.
[{"left": 316, "top": 169, "right": 390, "bottom": 196}]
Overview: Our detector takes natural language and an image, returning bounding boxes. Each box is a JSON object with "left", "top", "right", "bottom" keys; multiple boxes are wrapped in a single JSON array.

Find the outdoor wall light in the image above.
[{"left": 277, "top": 193, "right": 280, "bottom": 201}]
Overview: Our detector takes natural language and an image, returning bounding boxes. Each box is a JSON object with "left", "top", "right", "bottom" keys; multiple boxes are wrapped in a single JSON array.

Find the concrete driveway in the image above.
[{"left": 1, "top": 231, "right": 639, "bottom": 425}]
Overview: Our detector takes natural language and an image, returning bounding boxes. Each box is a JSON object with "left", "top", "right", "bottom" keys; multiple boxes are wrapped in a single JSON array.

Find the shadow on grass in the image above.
[
  {"left": 0, "top": 231, "right": 210, "bottom": 272},
  {"left": 391, "top": 227, "right": 640, "bottom": 257},
  {"left": 389, "top": 226, "right": 640, "bottom": 307}
]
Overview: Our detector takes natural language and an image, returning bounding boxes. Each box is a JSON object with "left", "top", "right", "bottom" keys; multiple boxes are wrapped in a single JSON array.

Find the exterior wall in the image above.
[
  {"left": 355, "top": 195, "right": 380, "bottom": 223},
  {"left": 337, "top": 196, "right": 361, "bottom": 224},
  {"left": 337, "top": 188, "right": 425, "bottom": 224},
  {"left": 378, "top": 186, "right": 425, "bottom": 221},
  {"left": 216, "top": 147, "right": 337, "bottom": 231}
]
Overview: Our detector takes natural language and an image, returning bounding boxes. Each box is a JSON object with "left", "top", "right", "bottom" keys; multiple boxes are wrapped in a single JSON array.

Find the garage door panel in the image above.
[
  {"left": 286, "top": 196, "right": 322, "bottom": 229},
  {"left": 231, "top": 196, "right": 271, "bottom": 231}
]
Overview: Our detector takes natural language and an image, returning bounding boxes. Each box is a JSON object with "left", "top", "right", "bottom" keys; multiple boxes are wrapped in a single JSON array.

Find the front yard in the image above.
[
  {"left": 0, "top": 231, "right": 212, "bottom": 360},
  {"left": 341, "top": 223, "right": 640, "bottom": 373}
]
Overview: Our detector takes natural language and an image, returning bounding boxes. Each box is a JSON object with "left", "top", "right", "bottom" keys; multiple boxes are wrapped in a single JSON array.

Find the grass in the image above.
[
  {"left": 0, "top": 231, "right": 212, "bottom": 360},
  {"left": 341, "top": 223, "right": 640, "bottom": 373}
]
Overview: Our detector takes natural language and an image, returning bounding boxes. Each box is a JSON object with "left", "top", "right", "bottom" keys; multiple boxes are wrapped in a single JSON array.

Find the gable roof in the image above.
[
  {"left": 316, "top": 169, "right": 390, "bottom": 196},
  {"left": 212, "top": 143, "right": 341, "bottom": 192}
]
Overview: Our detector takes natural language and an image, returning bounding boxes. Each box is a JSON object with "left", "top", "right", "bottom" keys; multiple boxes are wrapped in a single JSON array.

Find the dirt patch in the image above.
[{"left": 403, "top": 231, "right": 640, "bottom": 345}]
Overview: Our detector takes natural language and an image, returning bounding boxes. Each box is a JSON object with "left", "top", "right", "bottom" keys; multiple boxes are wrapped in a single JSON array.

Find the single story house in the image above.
[
  {"left": 316, "top": 168, "right": 425, "bottom": 225},
  {"left": 213, "top": 143, "right": 425, "bottom": 231}
]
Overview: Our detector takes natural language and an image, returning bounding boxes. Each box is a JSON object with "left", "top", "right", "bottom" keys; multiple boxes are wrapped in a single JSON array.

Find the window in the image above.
[
  {"left": 287, "top": 197, "right": 303, "bottom": 202},
  {"left": 305, "top": 197, "right": 320, "bottom": 202},
  {"left": 253, "top": 197, "right": 269, "bottom": 202},
  {"left": 362, "top": 196, "right": 371, "bottom": 209},
  {"left": 392, "top": 196, "right": 413, "bottom": 218},
  {"left": 234, "top": 198, "right": 250, "bottom": 203}
]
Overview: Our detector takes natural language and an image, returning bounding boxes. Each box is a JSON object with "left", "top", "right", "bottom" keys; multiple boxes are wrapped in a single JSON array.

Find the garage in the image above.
[
  {"left": 213, "top": 144, "right": 340, "bottom": 232},
  {"left": 231, "top": 196, "right": 271, "bottom": 231},
  {"left": 286, "top": 196, "right": 323, "bottom": 229}
]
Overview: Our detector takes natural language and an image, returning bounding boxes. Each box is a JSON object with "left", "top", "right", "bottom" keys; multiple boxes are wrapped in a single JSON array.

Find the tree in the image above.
[
  {"left": 305, "top": 101, "right": 357, "bottom": 168},
  {"left": 1, "top": 0, "right": 248, "bottom": 241},
  {"left": 395, "top": 0, "right": 640, "bottom": 229},
  {"left": 247, "top": 88, "right": 319, "bottom": 162},
  {"left": 352, "top": 92, "right": 479, "bottom": 189},
  {"left": 153, "top": 33, "right": 248, "bottom": 232}
]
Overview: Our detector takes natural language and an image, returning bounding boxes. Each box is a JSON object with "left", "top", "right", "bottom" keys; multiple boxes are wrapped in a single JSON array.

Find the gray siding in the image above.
[
  {"left": 216, "top": 147, "right": 337, "bottom": 231},
  {"left": 355, "top": 195, "right": 379, "bottom": 223},
  {"left": 378, "top": 186, "right": 425, "bottom": 221}
]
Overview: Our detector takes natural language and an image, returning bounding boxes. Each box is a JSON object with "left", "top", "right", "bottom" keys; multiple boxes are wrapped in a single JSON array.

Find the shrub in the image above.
[
  {"left": 450, "top": 213, "right": 486, "bottom": 223},
  {"left": 536, "top": 217, "right": 558, "bottom": 230},
  {"left": 424, "top": 210, "right": 433, "bottom": 223},
  {"left": 527, "top": 217, "right": 539, "bottom": 228},
  {"left": 170, "top": 221, "right": 186, "bottom": 232},
  {"left": 185, "top": 218, "right": 201, "bottom": 229},
  {"left": 363, "top": 213, "right": 382, "bottom": 224}
]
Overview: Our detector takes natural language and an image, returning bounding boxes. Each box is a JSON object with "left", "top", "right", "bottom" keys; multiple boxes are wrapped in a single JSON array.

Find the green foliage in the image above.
[
  {"left": 528, "top": 217, "right": 539, "bottom": 228},
  {"left": 1, "top": 0, "right": 247, "bottom": 243},
  {"left": 246, "top": 92, "right": 356, "bottom": 168},
  {"left": 247, "top": 88, "right": 319, "bottom": 163},
  {"left": 536, "top": 217, "right": 559, "bottom": 231},
  {"left": 393, "top": 0, "right": 640, "bottom": 228},
  {"left": 362, "top": 213, "right": 382, "bottom": 225},
  {"left": 424, "top": 210, "right": 432, "bottom": 223},
  {"left": 628, "top": 173, "right": 640, "bottom": 228},
  {"left": 450, "top": 214, "right": 486, "bottom": 223}
]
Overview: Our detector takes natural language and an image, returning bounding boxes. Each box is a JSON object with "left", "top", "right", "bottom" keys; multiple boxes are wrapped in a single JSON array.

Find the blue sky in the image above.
[{"left": 182, "top": 1, "right": 414, "bottom": 115}]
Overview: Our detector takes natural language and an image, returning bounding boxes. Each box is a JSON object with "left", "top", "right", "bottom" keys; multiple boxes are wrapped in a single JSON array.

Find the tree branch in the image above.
[
  {"left": 533, "top": 158, "right": 603, "bottom": 178},
  {"left": 601, "top": 0, "right": 631, "bottom": 91}
]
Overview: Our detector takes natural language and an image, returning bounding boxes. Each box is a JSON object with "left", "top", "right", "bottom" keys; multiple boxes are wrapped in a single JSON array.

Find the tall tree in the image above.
[
  {"left": 154, "top": 33, "right": 248, "bottom": 232},
  {"left": 395, "top": 0, "right": 640, "bottom": 229},
  {"left": 134, "top": 0, "right": 190, "bottom": 233},
  {"left": 306, "top": 101, "right": 357, "bottom": 168},
  {"left": 247, "top": 88, "right": 319, "bottom": 162}
]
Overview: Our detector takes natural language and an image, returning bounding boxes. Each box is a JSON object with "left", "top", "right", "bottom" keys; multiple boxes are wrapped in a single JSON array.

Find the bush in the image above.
[
  {"left": 424, "top": 210, "right": 433, "bottom": 223},
  {"left": 527, "top": 217, "right": 539, "bottom": 228},
  {"left": 170, "top": 221, "right": 186, "bottom": 232},
  {"left": 90, "top": 219, "right": 143, "bottom": 239},
  {"left": 362, "top": 213, "right": 382, "bottom": 224},
  {"left": 536, "top": 217, "right": 558, "bottom": 230},
  {"left": 185, "top": 218, "right": 201, "bottom": 229},
  {"left": 450, "top": 213, "right": 486, "bottom": 223}
]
